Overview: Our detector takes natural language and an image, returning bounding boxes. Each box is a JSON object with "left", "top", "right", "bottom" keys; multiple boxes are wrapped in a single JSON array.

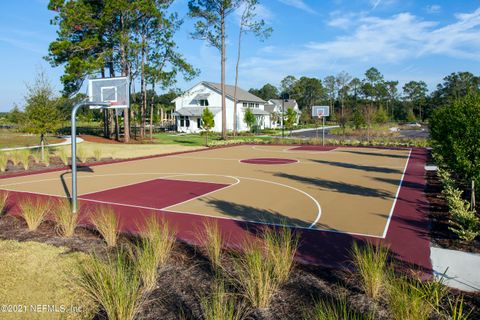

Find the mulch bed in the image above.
[
  {"left": 0, "top": 213, "right": 478, "bottom": 320},
  {"left": 426, "top": 154, "right": 480, "bottom": 254}
]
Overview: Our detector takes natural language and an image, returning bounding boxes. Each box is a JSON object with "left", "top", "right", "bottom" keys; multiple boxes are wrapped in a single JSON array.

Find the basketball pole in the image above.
[
  {"left": 322, "top": 116, "right": 325, "bottom": 146},
  {"left": 71, "top": 100, "right": 109, "bottom": 214}
]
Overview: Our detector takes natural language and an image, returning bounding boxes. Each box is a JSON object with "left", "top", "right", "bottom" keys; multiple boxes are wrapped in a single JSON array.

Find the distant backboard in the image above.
[
  {"left": 312, "top": 105, "right": 330, "bottom": 118},
  {"left": 88, "top": 76, "right": 129, "bottom": 109}
]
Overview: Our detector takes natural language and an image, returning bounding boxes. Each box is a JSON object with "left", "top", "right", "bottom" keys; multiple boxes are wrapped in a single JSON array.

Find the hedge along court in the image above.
[{"left": 0, "top": 144, "right": 431, "bottom": 270}]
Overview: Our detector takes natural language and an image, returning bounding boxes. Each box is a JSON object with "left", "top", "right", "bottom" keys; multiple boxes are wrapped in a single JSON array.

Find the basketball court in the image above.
[{"left": 0, "top": 145, "right": 411, "bottom": 236}]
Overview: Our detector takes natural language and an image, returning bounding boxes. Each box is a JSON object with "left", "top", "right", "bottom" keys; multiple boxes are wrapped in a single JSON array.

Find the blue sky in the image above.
[{"left": 1, "top": 0, "right": 480, "bottom": 111}]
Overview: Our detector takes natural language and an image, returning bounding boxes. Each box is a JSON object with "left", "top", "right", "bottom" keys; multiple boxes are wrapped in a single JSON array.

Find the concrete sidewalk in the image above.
[{"left": 0, "top": 136, "right": 84, "bottom": 152}]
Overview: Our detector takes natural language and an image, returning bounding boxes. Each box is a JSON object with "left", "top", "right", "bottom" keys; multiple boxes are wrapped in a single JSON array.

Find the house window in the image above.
[
  {"left": 180, "top": 116, "right": 185, "bottom": 127},
  {"left": 186, "top": 117, "right": 190, "bottom": 127},
  {"left": 255, "top": 103, "right": 259, "bottom": 108},
  {"left": 248, "top": 102, "right": 254, "bottom": 108},
  {"left": 197, "top": 118, "right": 201, "bottom": 128},
  {"left": 199, "top": 99, "right": 209, "bottom": 106},
  {"left": 243, "top": 102, "right": 247, "bottom": 108}
]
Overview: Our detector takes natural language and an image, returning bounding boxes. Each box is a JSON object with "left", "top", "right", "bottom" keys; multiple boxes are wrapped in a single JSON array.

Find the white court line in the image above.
[
  {"left": 251, "top": 145, "right": 339, "bottom": 155},
  {"left": 0, "top": 174, "right": 389, "bottom": 238},
  {"left": 381, "top": 148, "right": 412, "bottom": 238}
]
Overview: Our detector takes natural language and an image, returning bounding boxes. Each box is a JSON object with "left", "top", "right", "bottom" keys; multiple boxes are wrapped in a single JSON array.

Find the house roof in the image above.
[
  {"left": 248, "top": 108, "right": 270, "bottom": 115},
  {"left": 202, "top": 82, "right": 266, "bottom": 103},
  {"left": 174, "top": 107, "right": 221, "bottom": 117},
  {"left": 269, "top": 99, "right": 298, "bottom": 109},
  {"left": 264, "top": 104, "right": 276, "bottom": 113}
]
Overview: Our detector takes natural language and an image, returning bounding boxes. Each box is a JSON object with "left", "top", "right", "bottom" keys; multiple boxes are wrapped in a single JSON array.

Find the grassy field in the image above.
[
  {"left": 0, "top": 240, "right": 95, "bottom": 320},
  {"left": 51, "top": 141, "right": 204, "bottom": 160},
  {"left": 153, "top": 133, "right": 273, "bottom": 146},
  {"left": 0, "top": 130, "right": 63, "bottom": 149}
]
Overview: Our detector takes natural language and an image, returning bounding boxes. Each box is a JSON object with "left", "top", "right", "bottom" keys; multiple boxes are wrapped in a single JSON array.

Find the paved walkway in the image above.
[
  {"left": 431, "top": 245, "right": 480, "bottom": 292},
  {"left": 0, "top": 136, "right": 84, "bottom": 152}
]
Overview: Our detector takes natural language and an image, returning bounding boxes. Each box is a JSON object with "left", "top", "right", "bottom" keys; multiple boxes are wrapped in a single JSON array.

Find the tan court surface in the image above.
[{"left": 0, "top": 145, "right": 411, "bottom": 237}]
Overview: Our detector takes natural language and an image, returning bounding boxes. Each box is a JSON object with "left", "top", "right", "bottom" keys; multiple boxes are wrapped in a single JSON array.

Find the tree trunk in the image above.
[
  {"left": 149, "top": 82, "right": 155, "bottom": 140},
  {"left": 114, "top": 111, "right": 120, "bottom": 141},
  {"left": 233, "top": 21, "right": 244, "bottom": 137},
  {"left": 220, "top": 8, "right": 227, "bottom": 140},
  {"left": 120, "top": 13, "right": 130, "bottom": 143},
  {"left": 140, "top": 28, "right": 147, "bottom": 139}
]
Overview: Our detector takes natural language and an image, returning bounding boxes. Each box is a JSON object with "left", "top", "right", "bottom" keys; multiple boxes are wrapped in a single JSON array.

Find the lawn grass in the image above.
[
  {"left": 52, "top": 141, "right": 203, "bottom": 160},
  {"left": 153, "top": 133, "right": 273, "bottom": 146},
  {"left": 0, "top": 130, "right": 62, "bottom": 149},
  {"left": 0, "top": 240, "right": 95, "bottom": 320}
]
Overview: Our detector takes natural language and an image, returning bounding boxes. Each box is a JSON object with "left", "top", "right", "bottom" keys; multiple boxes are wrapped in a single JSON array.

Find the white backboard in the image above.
[{"left": 88, "top": 76, "right": 129, "bottom": 109}]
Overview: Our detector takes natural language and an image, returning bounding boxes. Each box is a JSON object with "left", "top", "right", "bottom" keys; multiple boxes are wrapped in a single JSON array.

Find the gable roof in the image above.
[
  {"left": 269, "top": 99, "right": 298, "bottom": 109},
  {"left": 202, "top": 81, "right": 265, "bottom": 103}
]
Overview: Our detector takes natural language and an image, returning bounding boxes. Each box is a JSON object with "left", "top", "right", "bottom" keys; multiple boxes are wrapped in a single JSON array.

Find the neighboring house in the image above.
[
  {"left": 267, "top": 99, "right": 301, "bottom": 128},
  {"left": 172, "top": 81, "right": 269, "bottom": 133}
]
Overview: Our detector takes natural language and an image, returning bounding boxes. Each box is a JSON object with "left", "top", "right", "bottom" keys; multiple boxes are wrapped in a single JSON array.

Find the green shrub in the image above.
[
  {"left": 77, "top": 248, "right": 146, "bottom": 320},
  {"left": 18, "top": 197, "right": 51, "bottom": 231},
  {"left": 351, "top": 242, "right": 389, "bottom": 300},
  {"left": 430, "top": 92, "right": 480, "bottom": 188},
  {"left": 446, "top": 187, "right": 479, "bottom": 241}
]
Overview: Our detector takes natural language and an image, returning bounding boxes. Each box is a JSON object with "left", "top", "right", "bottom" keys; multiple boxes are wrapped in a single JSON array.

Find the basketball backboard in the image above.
[
  {"left": 312, "top": 105, "right": 329, "bottom": 118},
  {"left": 88, "top": 76, "right": 129, "bottom": 109}
]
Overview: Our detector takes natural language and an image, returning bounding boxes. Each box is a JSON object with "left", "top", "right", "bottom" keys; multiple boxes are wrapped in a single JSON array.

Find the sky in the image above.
[{"left": 1, "top": 0, "right": 480, "bottom": 111}]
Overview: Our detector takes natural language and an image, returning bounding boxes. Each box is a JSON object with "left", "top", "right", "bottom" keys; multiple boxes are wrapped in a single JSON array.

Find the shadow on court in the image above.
[
  {"left": 310, "top": 159, "right": 402, "bottom": 174},
  {"left": 274, "top": 172, "right": 392, "bottom": 199},
  {"left": 340, "top": 149, "right": 409, "bottom": 159}
]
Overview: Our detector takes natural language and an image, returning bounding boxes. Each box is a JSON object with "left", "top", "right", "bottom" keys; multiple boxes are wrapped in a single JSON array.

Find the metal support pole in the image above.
[
  {"left": 322, "top": 116, "right": 325, "bottom": 146},
  {"left": 71, "top": 100, "right": 109, "bottom": 213},
  {"left": 282, "top": 100, "right": 285, "bottom": 139}
]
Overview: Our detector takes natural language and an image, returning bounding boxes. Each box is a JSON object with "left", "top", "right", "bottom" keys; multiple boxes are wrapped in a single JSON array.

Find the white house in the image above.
[
  {"left": 172, "top": 81, "right": 270, "bottom": 133},
  {"left": 265, "top": 99, "right": 301, "bottom": 128}
]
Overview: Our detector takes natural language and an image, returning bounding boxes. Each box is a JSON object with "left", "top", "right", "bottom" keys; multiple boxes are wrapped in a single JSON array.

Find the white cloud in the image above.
[
  {"left": 238, "top": 7, "right": 480, "bottom": 86},
  {"left": 277, "top": 0, "right": 316, "bottom": 14},
  {"left": 426, "top": 5, "right": 441, "bottom": 14}
]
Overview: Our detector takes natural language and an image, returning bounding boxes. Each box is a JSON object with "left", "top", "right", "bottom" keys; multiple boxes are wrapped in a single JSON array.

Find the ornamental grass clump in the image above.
[
  {"left": 0, "top": 191, "right": 8, "bottom": 215},
  {"left": 351, "top": 242, "right": 389, "bottom": 301},
  {"left": 199, "top": 220, "right": 224, "bottom": 272},
  {"left": 77, "top": 248, "right": 146, "bottom": 320},
  {"left": 53, "top": 198, "right": 78, "bottom": 237},
  {"left": 19, "top": 197, "right": 51, "bottom": 231},
  {"left": 90, "top": 205, "right": 119, "bottom": 247}
]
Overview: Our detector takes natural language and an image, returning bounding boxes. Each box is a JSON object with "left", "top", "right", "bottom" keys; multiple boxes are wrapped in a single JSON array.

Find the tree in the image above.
[
  {"left": 280, "top": 75, "right": 297, "bottom": 96},
  {"left": 430, "top": 92, "right": 480, "bottom": 189},
  {"left": 336, "top": 71, "right": 352, "bottom": 116},
  {"left": 248, "top": 83, "right": 278, "bottom": 101},
  {"left": 323, "top": 75, "right": 337, "bottom": 113},
  {"left": 403, "top": 80, "right": 428, "bottom": 120},
  {"left": 201, "top": 107, "right": 215, "bottom": 146},
  {"left": 385, "top": 80, "right": 399, "bottom": 119},
  {"left": 23, "top": 72, "right": 61, "bottom": 160},
  {"left": 362, "top": 67, "right": 384, "bottom": 106},
  {"left": 335, "top": 108, "right": 350, "bottom": 135},
  {"left": 189, "top": 0, "right": 241, "bottom": 140},
  {"left": 232, "top": 0, "right": 271, "bottom": 136},
  {"left": 6, "top": 105, "right": 25, "bottom": 125},
  {"left": 362, "top": 105, "right": 376, "bottom": 141},
  {"left": 243, "top": 107, "right": 256, "bottom": 131},
  {"left": 291, "top": 77, "right": 323, "bottom": 117},
  {"left": 375, "top": 105, "right": 388, "bottom": 124},
  {"left": 284, "top": 107, "right": 296, "bottom": 134}
]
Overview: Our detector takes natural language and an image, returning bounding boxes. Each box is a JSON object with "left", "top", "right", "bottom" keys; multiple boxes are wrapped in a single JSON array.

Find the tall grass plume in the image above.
[
  {"left": 90, "top": 205, "right": 119, "bottom": 247},
  {"left": 19, "top": 197, "right": 51, "bottom": 231},
  {"left": 53, "top": 198, "right": 78, "bottom": 237}
]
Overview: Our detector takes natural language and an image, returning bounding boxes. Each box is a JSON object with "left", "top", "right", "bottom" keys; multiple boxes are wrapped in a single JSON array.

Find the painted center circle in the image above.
[{"left": 240, "top": 158, "right": 298, "bottom": 165}]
